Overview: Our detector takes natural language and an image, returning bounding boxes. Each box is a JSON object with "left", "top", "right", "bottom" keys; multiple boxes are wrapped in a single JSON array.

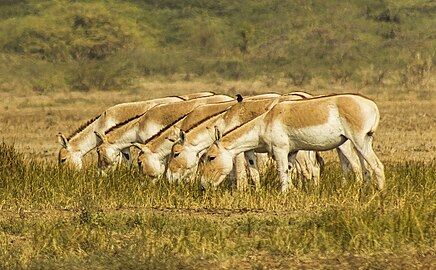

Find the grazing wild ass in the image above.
[
  {"left": 200, "top": 94, "right": 385, "bottom": 192},
  {"left": 94, "top": 95, "right": 233, "bottom": 173},
  {"left": 133, "top": 99, "right": 238, "bottom": 179}
]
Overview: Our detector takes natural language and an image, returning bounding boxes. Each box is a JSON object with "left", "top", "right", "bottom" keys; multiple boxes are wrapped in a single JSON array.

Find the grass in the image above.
[{"left": 1, "top": 142, "right": 435, "bottom": 269}]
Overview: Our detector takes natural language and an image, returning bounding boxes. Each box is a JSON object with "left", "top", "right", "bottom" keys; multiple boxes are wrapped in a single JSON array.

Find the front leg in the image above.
[
  {"left": 121, "top": 148, "right": 132, "bottom": 166},
  {"left": 273, "top": 148, "right": 292, "bottom": 192},
  {"left": 244, "top": 150, "right": 260, "bottom": 190},
  {"left": 234, "top": 153, "right": 248, "bottom": 191}
]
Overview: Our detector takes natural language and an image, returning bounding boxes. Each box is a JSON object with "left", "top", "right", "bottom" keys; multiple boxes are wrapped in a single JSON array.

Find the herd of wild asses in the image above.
[{"left": 58, "top": 91, "right": 384, "bottom": 192}]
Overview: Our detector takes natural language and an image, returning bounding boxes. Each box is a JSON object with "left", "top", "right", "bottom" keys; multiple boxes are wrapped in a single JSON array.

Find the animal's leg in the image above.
[
  {"left": 350, "top": 136, "right": 385, "bottom": 191},
  {"left": 234, "top": 153, "right": 248, "bottom": 191},
  {"left": 310, "top": 152, "right": 323, "bottom": 187},
  {"left": 244, "top": 151, "right": 261, "bottom": 190},
  {"left": 337, "top": 141, "right": 362, "bottom": 183},
  {"left": 121, "top": 148, "right": 132, "bottom": 166},
  {"left": 255, "top": 153, "right": 270, "bottom": 172},
  {"left": 274, "top": 148, "right": 292, "bottom": 192}
]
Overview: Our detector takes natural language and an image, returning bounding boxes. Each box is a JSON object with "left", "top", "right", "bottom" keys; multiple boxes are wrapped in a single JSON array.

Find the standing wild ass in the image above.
[{"left": 200, "top": 94, "right": 385, "bottom": 192}]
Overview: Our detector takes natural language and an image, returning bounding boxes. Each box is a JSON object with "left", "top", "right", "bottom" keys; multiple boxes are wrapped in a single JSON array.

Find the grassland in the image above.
[
  {"left": 0, "top": 143, "right": 435, "bottom": 269},
  {"left": 0, "top": 82, "right": 435, "bottom": 269},
  {"left": 1, "top": 0, "right": 435, "bottom": 268}
]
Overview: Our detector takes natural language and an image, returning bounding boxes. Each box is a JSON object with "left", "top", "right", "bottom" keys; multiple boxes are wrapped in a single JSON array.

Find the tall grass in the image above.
[{"left": 0, "top": 142, "right": 435, "bottom": 268}]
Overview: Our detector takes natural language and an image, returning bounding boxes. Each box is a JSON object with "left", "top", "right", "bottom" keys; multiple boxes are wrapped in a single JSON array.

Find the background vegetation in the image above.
[
  {"left": 0, "top": 142, "right": 435, "bottom": 268},
  {"left": 0, "top": 0, "right": 435, "bottom": 92}
]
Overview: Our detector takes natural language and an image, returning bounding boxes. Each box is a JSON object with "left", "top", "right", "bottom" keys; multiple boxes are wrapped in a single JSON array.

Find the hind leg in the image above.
[
  {"left": 351, "top": 136, "right": 385, "bottom": 190},
  {"left": 273, "top": 148, "right": 293, "bottom": 192}
]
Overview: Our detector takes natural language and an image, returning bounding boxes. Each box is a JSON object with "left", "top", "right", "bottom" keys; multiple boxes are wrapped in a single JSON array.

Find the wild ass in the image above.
[
  {"left": 133, "top": 99, "right": 238, "bottom": 179},
  {"left": 94, "top": 95, "right": 233, "bottom": 173},
  {"left": 166, "top": 93, "right": 327, "bottom": 189},
  {"left": 200, "top": 94, "right": 385, "bottom": 192},
  {"left": 57, "top": 96, "right": 184, "bottom": 169}
]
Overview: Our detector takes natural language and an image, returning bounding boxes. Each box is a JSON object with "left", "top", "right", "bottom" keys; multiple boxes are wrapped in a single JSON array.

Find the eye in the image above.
[
  {"left": 61, "top": 158, "right": 67, "bottom": 163},
  {"left": 208, "top": 156, "right": 216, "bottom": 161},
  {"left": 173, "top": 153, "right": 180, "bottom": 158}
]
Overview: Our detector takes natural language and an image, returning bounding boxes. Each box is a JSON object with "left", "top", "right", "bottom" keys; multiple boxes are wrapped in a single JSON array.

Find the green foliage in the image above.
[
  {"left": 0, "top": 0, "right": 435, "bottom": 91},
  {"left": 0, "top": 143, "right": 435, "bottom": 268}
]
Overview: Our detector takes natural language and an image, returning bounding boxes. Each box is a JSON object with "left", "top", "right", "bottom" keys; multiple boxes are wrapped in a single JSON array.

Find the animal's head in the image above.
[
  {"left": 199, "top": 130, "right": 234, "bottom": 189},
  {"left": 95, "top": 131, "right": 124, "bottom": 173},
  {"left": 166, "top": 131, "right": 199, "bottom": 183},
  {"left": 133, "top": 143, "right": 165, "bottom": 178},
  {"left": 57, "top": 133, "right": 83, "bottom": 169}
]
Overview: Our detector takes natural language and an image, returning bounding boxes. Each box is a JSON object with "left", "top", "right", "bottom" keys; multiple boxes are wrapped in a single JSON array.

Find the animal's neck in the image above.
[
  {"left": 68, "top": 118, "right": 103, "bottom": 156},
  {"left": 107, "top": 119, "right": 140, "bottom": 144},
  {"left": 186, "top": 127, "right": 217, "bottom": 154},
  {"left": 148, "top": 126, "right": 180, "bottom": 155},
  {"left": 222, "top": 117, "right": 263, "bottom": 157}
]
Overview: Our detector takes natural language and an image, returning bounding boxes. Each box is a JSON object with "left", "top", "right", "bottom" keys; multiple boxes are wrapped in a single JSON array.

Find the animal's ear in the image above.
[
  {"left": 57, "top": 133, "right": 69, "bottom": 148},
  {"left": 236, "top": 94, "right": 243, "bottom": 102},
  {"left": 214, "top": 126, "right": 221, "bottom": 141},
  {"left": 180, "top": 130, "right": 185, "bottom": 144},
  {"left": 131, "top": 142, "right": 145, "bottom": 151},
  {"left": 94, "top": 131, "right": 107, "bottom": 144}
]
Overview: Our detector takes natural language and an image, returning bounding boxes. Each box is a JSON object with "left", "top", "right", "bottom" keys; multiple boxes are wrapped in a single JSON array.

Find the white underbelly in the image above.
[{"left": 286, "top": 122, "right": 346, "bottom": 151}]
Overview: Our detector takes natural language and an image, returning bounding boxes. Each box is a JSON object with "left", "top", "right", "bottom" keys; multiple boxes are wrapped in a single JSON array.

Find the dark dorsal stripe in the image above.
[
  {"left": 67, "top": 114, "right": 101, "bottom": 141},
  {"left": 222, "top": 122, "right": 247, "bottom": 137},
  {"left": 176, "top": 96, "right": 188, "bottom": 101},
  {"left": 287, "top": 92, "right": 309, "bottom": 99},
  {"left": 184, "top": 109, "right": 229, "bottom": 134},
  {"left": 221, "top": 110, "right": 268, "bottom": 138},
  {"left": 142, "top": 112, "right": 192, "bottom": 145},
  {"left": 104, "top": 112, "right": 147, "bottom": 135}
]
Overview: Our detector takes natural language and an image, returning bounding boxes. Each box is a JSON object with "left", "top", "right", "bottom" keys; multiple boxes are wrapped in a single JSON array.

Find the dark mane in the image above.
[
  {"left": 184, "top": 109, "right": 229, "bottom": 134},
  {"left": 104, "top": 112, "right": 146, "bottom": 135},
  {"left": 222, "top": 122, "right": 247, "bottom": 137},
  {"left": 281, "top": 93, "right": 372, "bottom": 103},
  {"left": 67, "top": 114, "right": 101, "bottom": 141},
  {"left": 142, "top": 112, "right": 192, "bottom": 145},
  {"left": 222, "top": 111, "right": 267, "bottom": 138},
  {"left": 286, "top": 92, "right": 310, "bottom": 99}
]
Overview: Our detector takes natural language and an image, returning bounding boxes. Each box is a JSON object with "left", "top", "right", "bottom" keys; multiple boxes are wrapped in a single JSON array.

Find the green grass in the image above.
[{"left": 0, "top": 142, "right": 435, "bottom": 268}]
